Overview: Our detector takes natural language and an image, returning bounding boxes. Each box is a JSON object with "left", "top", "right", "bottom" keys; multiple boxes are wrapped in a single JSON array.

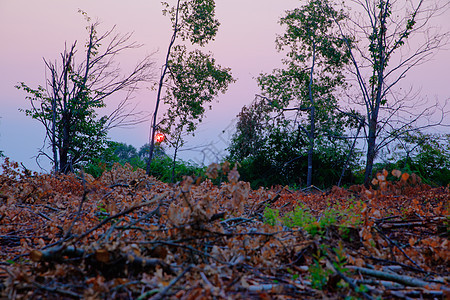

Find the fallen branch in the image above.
[
  {"left": 32, "top": 281, "right": 82, "bottom": 298},
  {"left": 30, "top": 245, "right": 85, "bottom": 262},
  {"left": 347, "top": 266, "right": 441, "bottom": 289},
  {"left": 364, "top": 255, "right": 429, "bottom": 274}
]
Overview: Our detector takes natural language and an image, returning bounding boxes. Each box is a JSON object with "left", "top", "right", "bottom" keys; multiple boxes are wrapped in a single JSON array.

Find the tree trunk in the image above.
[
  {"left": 51, "top": 97, "right": 59, "bottom": 173},
  {"left": 306, "top": 41, "right": 316, "bottom": 188},
  {"left": 171, "top": 148, "right": 178, "bottom": 183},
  {"left": 363, "top": 1, "right": 388, "bottom": 187},
  {"left": 60, "top": 112, "right": 71, "bottom": 174},
  {"left": 364, "top": 118, "right": 377, "bottom": 187},
  {"left": 307, "top": 106, "right": 315, "bottom": 187},
  {"left": 146, "top": 0, "right": 182, "bottom": 175},
  {"left": 171, "top": 134, "right": 182, "bottom": 183}
]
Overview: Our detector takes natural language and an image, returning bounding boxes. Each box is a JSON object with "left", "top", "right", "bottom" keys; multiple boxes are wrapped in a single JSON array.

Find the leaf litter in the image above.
[{"left": 0, "top": 158, "right": 449, "bottom": 299}]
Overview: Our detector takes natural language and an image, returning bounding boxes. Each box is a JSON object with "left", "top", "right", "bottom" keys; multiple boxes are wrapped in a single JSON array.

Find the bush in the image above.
[
  {"left": 84, "top": 141, "right": 204, "bottom": 183},
  {"left": 376, "top": 132, "right": 450, "bottom": 186},
  {"left": 230, "top": 142, "right": 357, "bottom": 190}
]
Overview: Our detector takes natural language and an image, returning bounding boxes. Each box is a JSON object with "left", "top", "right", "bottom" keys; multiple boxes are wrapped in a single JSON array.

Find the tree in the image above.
[
  {"left": 139, "top": 143, "right": 166, "bottom": 161},
  {"left": 111, "top": 142, "right": 138, "bottom": 163},
  {"left": 388, "top": 131, "right": 450, "bottom": 185},
  {"left": 146, "top": 0, "right": 234, "bottom": 177},
  {"left": 327, "top": 0, "right": 450, "bottom": 187},
  {"left": 17, "top": 13, "right": 155, "bottom": 173},
  {"left": 159, "top": 46, "right": 233, "bottom": 182},
  {"left": 228, "top": 96, "right": 357, "bottom": 188},
  {"left": 255, "top": 0, "right": 355, "bottom": 187}
]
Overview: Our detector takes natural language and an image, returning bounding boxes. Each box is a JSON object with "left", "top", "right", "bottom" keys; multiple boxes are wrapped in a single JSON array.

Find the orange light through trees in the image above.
[{"left": 155, "top": 133, "right": 165, "bottom": 143}]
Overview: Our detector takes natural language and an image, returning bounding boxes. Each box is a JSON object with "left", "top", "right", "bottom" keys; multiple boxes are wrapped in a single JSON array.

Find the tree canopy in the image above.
[{"left": 17, "top": 15, "right": 154, "bottom": 173}]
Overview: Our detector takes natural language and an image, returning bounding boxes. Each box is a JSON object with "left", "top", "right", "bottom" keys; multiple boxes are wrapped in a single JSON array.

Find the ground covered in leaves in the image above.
[{"left": 0, "top": 159, "right": 449, "bottom": 299}]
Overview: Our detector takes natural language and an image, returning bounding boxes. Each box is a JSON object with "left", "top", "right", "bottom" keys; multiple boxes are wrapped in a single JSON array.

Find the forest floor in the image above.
[{"left": 0, "top": 158, "right": 449, "bottom": 299}]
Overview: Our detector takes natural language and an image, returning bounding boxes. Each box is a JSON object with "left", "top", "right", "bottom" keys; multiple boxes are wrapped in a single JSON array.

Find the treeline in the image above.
[
  {"left": 11, "top": 0, "right": 450, "bottom": 189},
  {"left": 83, "top": 142, "right": 202, "bottom": 183},
  {"left": 80, "top": 132, "right": 450, "bottom": 189}
]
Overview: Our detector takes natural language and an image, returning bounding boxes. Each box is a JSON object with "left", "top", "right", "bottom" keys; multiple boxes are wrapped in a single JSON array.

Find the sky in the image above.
[{"left": 1, "top": 0, "right": 449, "bottom": 172}]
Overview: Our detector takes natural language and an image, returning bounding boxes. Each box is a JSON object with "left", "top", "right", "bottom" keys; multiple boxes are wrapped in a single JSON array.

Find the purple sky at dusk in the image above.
[{"left": 1, "top": 0, "right": 449, "bottom": 171}]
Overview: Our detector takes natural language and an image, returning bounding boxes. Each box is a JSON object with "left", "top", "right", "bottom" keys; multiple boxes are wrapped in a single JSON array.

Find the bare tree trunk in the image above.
[
  {"left": 147, "top": 0, "right": 182, "bottom": 175},
  {"left": 171, "top": 133, "right": 183, "bottom": 183},
  {"left": 51, "top": 96, "right": 58, "bottom": 173},
  {"left": 362, "top": 0, "right": 389, "bottom": 187},
  {"left": 364, "top": 118, "right": 378, "bottom": 187},
  {"left": 306, "top": 41, "right": 316, "bottom": 187},
  {"left": 307, "top": 107, "right": 315, "bottom": 187},
  {"left": 60, "top": 112, "right": 71, "bottom": 174}
]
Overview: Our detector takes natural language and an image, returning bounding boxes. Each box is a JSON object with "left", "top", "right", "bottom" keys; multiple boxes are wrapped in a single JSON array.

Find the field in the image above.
[{"left": 1, "top": 159, "right": 449, "bottom": 299}]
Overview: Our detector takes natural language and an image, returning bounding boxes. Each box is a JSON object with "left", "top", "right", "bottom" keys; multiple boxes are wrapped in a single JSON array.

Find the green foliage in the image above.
[
  {"left": 17, "top": 79, "right": 109, "bottom": 173},
  {"left": 150, "top": 0, "right": 233, "bottom": 180},
  {"left": 84, "top": 142, "right": 204, "bottom": 183},
  {"left": 161, "top": 45, "right": 234, "bottom": 136},
  {"left": 228, "top": 104, "right": 358, "bottom": 189},
  {"left": 259, "top": 0, "right": 352, "bottom": 116},
  {"left": 162, "top": 0, "right": 220, "bottom": 46},
  {"left": 147, "top": 156, "right": 204, "bottom": 183},
  {"left": 263, "top": 207, "right": 280, "bottom": 227},
  {"left": 379, "top": 132, "right": 450, "bottom": 186},
  {"left": 404, "top": 133, "right": 450, "bottom": 186},
  {"left": 309, "top": 255, "right": 332, "bottom": 290},
  {"left": 264, "top": 201, "right": 362, "bottom": 238},
  {"left": 229, "top": 0, "right": 358, "bottom": 189}
]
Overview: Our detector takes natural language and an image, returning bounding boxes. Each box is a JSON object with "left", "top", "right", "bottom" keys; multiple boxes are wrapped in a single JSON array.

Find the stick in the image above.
[
  {"left": 33, "top": 281, "right": 82, "bottom": 298},
  {"left": 138, "top": 264, "right": 193, "bottom": 300},
  {"left": 347, "top": 266, "right": 440, "bottom": 288},
  {"left": 374, "top": 226, "right": 425, "bottom": 272}
]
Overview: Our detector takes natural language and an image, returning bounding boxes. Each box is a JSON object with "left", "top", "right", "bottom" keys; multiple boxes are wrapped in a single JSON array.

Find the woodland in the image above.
[{"left": 1, "top": 0, "right": 450, "bottom": 298}]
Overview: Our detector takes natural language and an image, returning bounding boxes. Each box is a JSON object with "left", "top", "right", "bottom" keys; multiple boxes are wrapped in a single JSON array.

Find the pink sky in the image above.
[{"left": 1, "top": 0, "right": 449, "bottom": 171}]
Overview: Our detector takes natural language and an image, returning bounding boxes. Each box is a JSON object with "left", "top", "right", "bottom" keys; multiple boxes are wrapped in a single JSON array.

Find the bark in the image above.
[
  {"left": 60, "top": 112, "right": 71, "bottom": 174},
  {"left": 364, "top": 118, "right": 378, "bottom": 187}
]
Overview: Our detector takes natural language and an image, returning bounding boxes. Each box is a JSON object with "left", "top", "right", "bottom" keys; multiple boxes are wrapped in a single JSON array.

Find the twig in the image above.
[
  {"left": 301, "top": 185, "right": 324, "bottom": 193},
  {"left": 200, "top": 271, "right": 215, "bottom": 291},
  {"left": 374, "top": 226, "right": 425, "bottom": 272},
  {"left": 142, "top": 240, "right": 229, "bottom": 265},
  {"left": 73, "top": 193, "right": 166, "bottom": 244},
  {"left": 141, "top": 264, "right": 193, "bottom": 300},
  {"left": 325, "top": 258, "right": 374, "bottom": 300},
  {"left": 16, "top": 205, "right": 54, "bottom": 222},
  {"left": 30, "top": 245, "right": 85, "bottom": 262},
  {"left": 220, "top": 217, "right": 255, "bottom": 226},
  {"left": 32, "top": 281, "right": 82, "bottom": 298},
  {"left": 250, "top": 193, "right": 281, "bottom": 216},
  {"left": 63, "top": 184, "right": 88, "bottom": 240},
  {"left": 364, "top": 256, "right": 429, "bottom": 274}
]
